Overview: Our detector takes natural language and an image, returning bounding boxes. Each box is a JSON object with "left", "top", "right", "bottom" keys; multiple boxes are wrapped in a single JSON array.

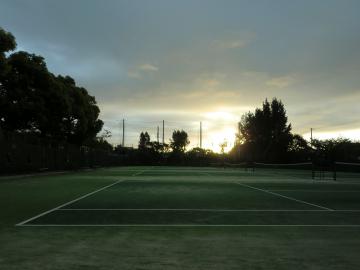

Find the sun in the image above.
[
  {"left": 199, "top": 110, "right": 238, "bottom": 153},
  {"left": 204, "top": 127, "right": 236, "bottom": 153}
]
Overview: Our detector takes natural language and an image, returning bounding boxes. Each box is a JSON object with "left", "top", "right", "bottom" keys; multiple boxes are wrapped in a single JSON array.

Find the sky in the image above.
[{"left": 1, "top": 0, "right": 360, "bottom": 152}]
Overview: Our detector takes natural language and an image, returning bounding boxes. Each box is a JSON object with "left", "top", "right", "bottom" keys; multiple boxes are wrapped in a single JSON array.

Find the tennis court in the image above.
[
  {"left": 2, "top": 165, "right": 360, "bottom": 270},
  {"left": 16, "top": 166, "right": 360, "bottom": 227}
]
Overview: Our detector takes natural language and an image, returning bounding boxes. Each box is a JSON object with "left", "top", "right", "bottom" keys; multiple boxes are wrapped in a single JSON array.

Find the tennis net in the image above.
[
  {"left": 334, "top": 162, "right": 360, "bottom": 181},
  {"left": 253, "top": 162, "right": 313, "bottom": 179}
]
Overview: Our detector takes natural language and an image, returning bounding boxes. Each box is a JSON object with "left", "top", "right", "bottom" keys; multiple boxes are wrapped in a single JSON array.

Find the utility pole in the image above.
[
  {"left": 310, "top": 128, "right": 313, "bottom": 146},
  {"left": 122, "top": 119, "right": 125, "bottom": 147},
  {"left": 162, "top": 120, "right": 165, "bottom": 145},
  {"left": 200, "top": 121, "right": 202, "bottom": 149},
  {"left": 157, "top": 126, "right": 159, "bottom": 143}
]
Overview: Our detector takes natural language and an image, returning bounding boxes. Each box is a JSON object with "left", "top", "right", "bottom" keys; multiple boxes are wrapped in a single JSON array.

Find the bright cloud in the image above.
[
  {"left": 266, "top": 76, "right": 295, "bottom": 88},
  {"left": 139, "top": 64, "right": 159, "bottom": 71},
  {"left": 127, "top": 71, "right": 141, "bottom": 79},
  {"left": 213, "top": 39, "right": 247, "bottom": 49}
]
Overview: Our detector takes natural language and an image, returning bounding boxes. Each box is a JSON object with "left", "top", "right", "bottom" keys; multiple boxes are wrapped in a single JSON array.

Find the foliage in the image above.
[
  {"left": 219, "top": 141, "right": 228, "bottom": 154},
  {"left": 0, "top": 27, "right": 103, "bottom": 145},
  {"left": 138, "top": 131, "right": 151, "bottom": 150},
  {"left": 151, "top": 141, "right": 170, "bottom": 153},
  {"left": 312, "top": 138, "right": 360, "bottom": 163},
  {"left": 236, "top": 98, "right": 292, "bottom": 162},
  {"left": 287, "top": 134, "right": 311, "bottom": 162},
  {"left": 186, "top": 147, "right": 217, "bottom": 165},
  {"left": 89, "top": 129, "right": 113, "bottom": 151},
  {"left": 170, "top": 130, "right": 189, "bottom": 153},
  {"left": 0, "top": 28, "right": 16, "bottom": 77}
]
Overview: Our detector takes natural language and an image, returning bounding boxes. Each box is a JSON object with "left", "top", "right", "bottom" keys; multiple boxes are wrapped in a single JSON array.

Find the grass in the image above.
[{"left": 1, "top": 166, "right": 360, "bottom": 269}]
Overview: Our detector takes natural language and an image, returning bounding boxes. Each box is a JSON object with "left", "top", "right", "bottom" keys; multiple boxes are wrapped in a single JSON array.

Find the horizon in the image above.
[{"left": 1, "top": 0, "right": 360, "bottom": 152}]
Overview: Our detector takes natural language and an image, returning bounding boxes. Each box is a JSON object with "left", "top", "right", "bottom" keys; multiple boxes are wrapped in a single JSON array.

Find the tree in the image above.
[
  {"left": 0, "top": 51, "right": 66, "bottom": 134},
  {"left": 170, "top": 130, "right": 189, "bottom": 152},
  {"left": 219, "top": 140, "right": 228, "bottom": 155},
  {"left": 150, "top": 141, "right": 169, "bottom": 153},
  {"left": 0, "top": 28, "right": 16, "bottom": 53},
  {"left": 0, "top": 27, "right": 16, "bottom": 77},
  {"left": 138, "top": 131, "right": 151, "bottom": 150},
  {"left": 88, "top": 129, "right": 113, "bottom": 151},
  {"left": 186, "top": 147, "right": 217, "bottom": 165},
  {"left": 312, "top": 138, "right": 360, "bottom": 163},
  {"left": 58, "top": 75, "right": 103, "bottom": 144},
  {"left": 236, "top": 98, "right": 292, "bottom": 162},
  {"left": 0, "top": 28, "right": 104, "bottom": 144},
  {"left": 288, "top": 134, "right": 311, "bottom": 162}
]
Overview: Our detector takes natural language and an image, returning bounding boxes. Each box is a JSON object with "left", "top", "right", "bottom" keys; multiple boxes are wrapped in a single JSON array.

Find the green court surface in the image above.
[{"left": 1, "top": 166, "right": 360, "bottom": 269}]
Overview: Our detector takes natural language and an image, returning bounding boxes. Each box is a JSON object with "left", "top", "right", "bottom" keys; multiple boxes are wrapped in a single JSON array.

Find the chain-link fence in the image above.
[{"left": 0, "top": 129, "right": 122, "bottom": 174}]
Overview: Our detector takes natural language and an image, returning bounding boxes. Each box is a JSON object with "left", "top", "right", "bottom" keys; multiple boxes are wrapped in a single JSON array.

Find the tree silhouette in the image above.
[
  {"left": 170, "top": 130, "right": 189, "bottom": 153},
  {"left": 219, "top": 140, "right": 228, "bottom": 154},
  {"left": 288, "top": 134, "right": 311, "bottom": 161},
  {"left": 236, "top": 98, "right": 293, "bottom": 162},
  {"left": 0, "top": 28, "right": 16, "bottom": 78},
  {"left": 138, "top": 131, "right": 151, "bottom": 150},
  {"left": 0, "top": 27, "right": 103, "bottom": 145}
]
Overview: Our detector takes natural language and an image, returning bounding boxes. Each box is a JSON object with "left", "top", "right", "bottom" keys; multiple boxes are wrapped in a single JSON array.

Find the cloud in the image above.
[
  {"left": 212, "top": 39, "right": 247, "bottom": 49},
  {"left": 266, "top": 76, "right": 295, "bottom": 88},
  {"left": 139, "top": 64, "right": 159, "bottom": 71},
  {"left": 127, "top": 63, "right": 159, "bottom": 79},
  {"left": 196, "top": 78, "right": 220, "bottom": 88},
  {"left": 3, "top": 0, "right": 360, "bottom": 148},
  {"left": 127, "top": 71, "right": 141, "bottom": 79},
  {"left": 205, "top": 79, "right": 220, "bottom": 87}
]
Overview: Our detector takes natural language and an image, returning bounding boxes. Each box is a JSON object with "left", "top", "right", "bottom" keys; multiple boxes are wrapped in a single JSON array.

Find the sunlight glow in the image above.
[
  {"left": 204, "top": 111, "right": 238, "bottom": 121},
  {"left": 203, "top": 127, "right": 236, "bottom": 153},
  {"left": 200, "top": 110, "right": 239, "bottom": 153}
]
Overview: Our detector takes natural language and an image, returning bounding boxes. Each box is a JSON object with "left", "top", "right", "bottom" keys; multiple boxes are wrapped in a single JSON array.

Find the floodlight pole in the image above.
[
  {"left": 157, "top": 126, "right": 159, "bottom": 143},
  {"left": 162, "top": 120, "right": 165, "bottom": 145},
  {"left": 122, "top": 119, "right": 125, "bottom": 147},
  {"left": 310, "top": 128, "right": 313, "bottom": 146},
  {"left": 200, "top": 121, "right": 202, "bottom": 149}
]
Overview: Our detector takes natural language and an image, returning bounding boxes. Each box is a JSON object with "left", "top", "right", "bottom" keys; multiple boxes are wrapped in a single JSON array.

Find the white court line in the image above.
[
  {"left": 268, "top": 190, "right": 360, "bottom": 193},
  {"left": 16, "top": 169, "right": 147, "bottom": 226},
  {"left": 200, "top": 171, "right": 334, "bottom": 211},
  {"left": 18, "top": 224, "right": 360, "bottom": 227},
  {"left": 56, "top": 208, "right": 360, "bottom": 212},
  {"left": 235, "top": 182, "right": 334, "bottom": 211}
]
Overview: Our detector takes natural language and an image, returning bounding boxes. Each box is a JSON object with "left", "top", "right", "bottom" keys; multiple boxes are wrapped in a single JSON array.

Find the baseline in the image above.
[
  {"left": 268, "top": 190, "right": 360, "bottom": 193},
  {"left": 17, "top": 224, "right": 360, "bottom": 227},
  {"left": 56, "top": 208, "right": 360, "bottom": 212}
]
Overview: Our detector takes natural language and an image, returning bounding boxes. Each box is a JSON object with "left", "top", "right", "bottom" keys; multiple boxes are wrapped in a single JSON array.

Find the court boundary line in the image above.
[
  {"left": 56, "top": 208, "right": 360, "bottom": 212},
  {"left": 267, "top": 190, "right": 360, "bottom": 193},
  {"left": 235, "top": 182, "right": 334, "bottom": 211},
  {"left": 15, "top": 169, "right": 147, "bottom": 226},
  {"left": 17, "top": 224, "right": 360, "bottom": 227}
]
